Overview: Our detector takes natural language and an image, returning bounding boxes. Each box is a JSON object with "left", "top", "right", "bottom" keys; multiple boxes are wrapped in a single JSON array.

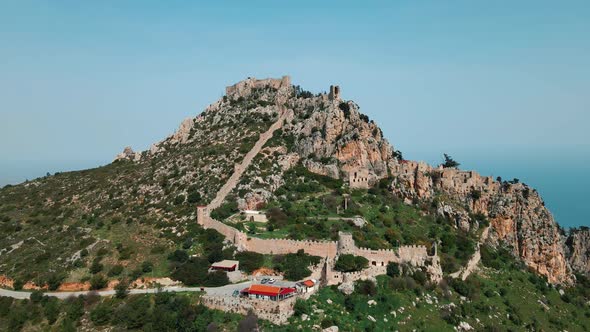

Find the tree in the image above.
[
  {"left": 142, "top": 261, "right": 153, "bottom": 273},
  {"left": 168, "top": 249, "right": 189, "bottom": 263},
  {"left": 235, "top": 251, "right": 264, "bottom": 274},
  {"left": 187, "top": 191, "right": 202, "bottom": 204},
  {"left": 442, "top": 154, "right": 460, "bottom": 168},
  {"left": 238, "top": 311, "right": 259, "bottom": 332},
  {"left": 115, "top": 279, "right": 129, "bottom": 299},
  {"left": 90, "top": 274, "right": 108, "bottom": 290},
  {"left": 386, "top": 262, "right": 401, "bottom": 277},
  {"left": 334, "top": 254, "right": 369, "bottom": 272},
  {"left": 30, "top": 290, "right": 44, "bottom": 303},
  {"left": 90, "top": 258, "right": 103, "bottom": 274},
  {"left": 90, "top": 302, "right": 113, "bottom": 326}
]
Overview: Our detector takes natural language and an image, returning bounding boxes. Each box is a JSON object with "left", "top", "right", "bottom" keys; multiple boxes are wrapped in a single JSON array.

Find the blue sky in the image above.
[{"left": 1, "top": 1, "right": 588, "bottom": 226}]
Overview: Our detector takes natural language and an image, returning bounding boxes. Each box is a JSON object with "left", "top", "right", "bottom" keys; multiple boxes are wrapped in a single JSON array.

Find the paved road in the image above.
[{"left": 0, "top": 281, "right": 253, "bottom": 300}]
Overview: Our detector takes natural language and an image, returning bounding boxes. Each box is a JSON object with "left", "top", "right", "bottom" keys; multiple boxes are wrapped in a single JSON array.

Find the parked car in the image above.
[
  {"left": 260, "top": 278, "right": 269, "bottom": 284},
  {"left": 268, "top": 278, "right": 276, "bottom": 284},
  {"left": 232, "top": 290, "right": 240, "bottom": 297}
]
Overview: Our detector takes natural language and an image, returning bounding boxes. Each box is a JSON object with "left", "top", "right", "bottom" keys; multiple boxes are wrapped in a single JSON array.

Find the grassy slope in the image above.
[{"left": 0, "top": 95, "right": 277, "bottom": 286}]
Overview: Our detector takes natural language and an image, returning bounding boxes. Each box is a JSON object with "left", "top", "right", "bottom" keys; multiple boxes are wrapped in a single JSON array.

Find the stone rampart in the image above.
[{"left": 201, "top": 295, "right": 295, "bottom": 325}]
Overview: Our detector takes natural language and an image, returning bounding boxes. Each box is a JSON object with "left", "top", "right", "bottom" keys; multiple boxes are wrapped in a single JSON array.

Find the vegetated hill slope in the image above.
[
  {"left": 0, "top": 85, "right": 282, "bottom": 285},
  {"left": 0, "top": 76, "right": 582, "bottom": 288}
]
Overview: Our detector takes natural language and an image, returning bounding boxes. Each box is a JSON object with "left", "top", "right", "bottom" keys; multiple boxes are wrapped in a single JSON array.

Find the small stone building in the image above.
[{"left": 349, "top": 168, "right": 370, "bottom": 189}]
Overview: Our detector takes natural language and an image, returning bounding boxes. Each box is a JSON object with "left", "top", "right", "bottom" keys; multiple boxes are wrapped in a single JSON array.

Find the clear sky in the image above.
[{"left": 1, "top": 1, "right": 588, "bottom": 226}]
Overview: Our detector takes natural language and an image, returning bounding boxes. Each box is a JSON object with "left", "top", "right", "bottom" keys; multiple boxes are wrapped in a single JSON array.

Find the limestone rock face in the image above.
[
  {"left": 390, "top": 161, "right": 572, "bottom": 284},
  {"left": 114, "top": 146, "right": 141, "bottom": 162},
  {"left": 565, "top": 228, "right": 590, "bottom": 276},
  {"left": 171, "top": 117, "right": 194, "bottom": 144},
  {"left": 289, "top": 98, "right": 392, "bottom": 185},
  {"left": 237, "top": 189, "right": 272, "bottom": 211}
]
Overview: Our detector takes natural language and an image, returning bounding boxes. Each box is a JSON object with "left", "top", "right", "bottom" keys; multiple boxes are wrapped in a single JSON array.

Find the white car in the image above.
[{"left": 268, "top": 278, "right": 276, "bottom": 284}]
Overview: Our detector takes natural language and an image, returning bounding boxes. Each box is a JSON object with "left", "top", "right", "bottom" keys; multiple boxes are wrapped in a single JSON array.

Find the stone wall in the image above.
[
  {"left": 198, "top": 211, "right": 440, "bottom": 284},
  {"left": 201, "top": 295, "right": 295, "bottom": 325},
  {"left": 226, "top": 76, "right": 291, "bottom": 97}
]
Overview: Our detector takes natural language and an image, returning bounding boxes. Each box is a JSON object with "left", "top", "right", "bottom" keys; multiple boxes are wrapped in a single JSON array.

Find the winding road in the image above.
[{"left": 0, "top": 281, "right": 253, "bottom": 300}]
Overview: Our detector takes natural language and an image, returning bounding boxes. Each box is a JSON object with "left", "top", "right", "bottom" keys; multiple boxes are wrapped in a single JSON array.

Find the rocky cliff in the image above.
[
  {"left": 565, "top": 227, "right": 590, "bottom": 276},
  {"left": 216, "top": 78, "right": 573, "bottom": 284}
]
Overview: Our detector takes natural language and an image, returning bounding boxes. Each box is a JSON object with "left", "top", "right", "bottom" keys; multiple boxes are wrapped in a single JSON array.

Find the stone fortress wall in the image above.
[
  {"left": 197, "top": 206, "right": 437, "bottom": 285},
  {"left": 226, "top": 76, "right": 291, "bottom": 97}
]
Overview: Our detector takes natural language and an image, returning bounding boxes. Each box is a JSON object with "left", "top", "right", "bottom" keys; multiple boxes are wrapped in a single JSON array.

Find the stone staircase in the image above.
[{"left": 208, "top": 103, "right": 292, "bottom": 211}]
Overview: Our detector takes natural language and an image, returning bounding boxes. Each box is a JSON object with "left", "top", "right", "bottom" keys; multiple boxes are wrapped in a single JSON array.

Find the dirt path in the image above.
[{"left": 450, "top": 226, "right": 490, "bottom": 280}]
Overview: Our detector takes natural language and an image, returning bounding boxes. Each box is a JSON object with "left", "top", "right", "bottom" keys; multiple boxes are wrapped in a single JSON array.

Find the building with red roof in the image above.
[{"left": 241, "top": 284, "right": 296, "bottom": 301}]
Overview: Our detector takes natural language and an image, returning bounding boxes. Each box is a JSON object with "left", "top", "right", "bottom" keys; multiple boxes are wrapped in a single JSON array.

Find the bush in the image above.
[
  {"left": 386, "top": 262, "right": 400, "bottom": 277},
  {"left": 90, "top": 274, "right": 108, "bottom": 290},
  {"left": 90, "top": 258, "right": 104, "bottom": 274},
  {"left": 294, "top": 298, "right": 310, "bottom": 316},
  {"left": 108, "top": 265, "right": 124, "bottom": 277},
  {"left": 235, "top": 251, "right": 264, "bottom": 274},
  {"left": 90, "top": 302, "right": 113, "bottom": 326},
  {"left": 334, "top": 254, "right": 368, "bottom": 272},
  {"left": 141, "top": 261, "right": 153, "bottom": 273},
  {"left": 355, "top": 280, "right": 377, "bottom": 296},
  {"left": 115, "top": 279, "right": 129, "bottom": 299},
  {"left": 30, "top": 290, "right": 44, "bottom": 303},
  {"left": 273, "top": 250, "right": 321, "bottom": 281},
  {"left": 187, "top": 191, "right": 202, "bottom": 204},
  {"left": 168, "top": 249, "right": 189, "bottom": 263}
]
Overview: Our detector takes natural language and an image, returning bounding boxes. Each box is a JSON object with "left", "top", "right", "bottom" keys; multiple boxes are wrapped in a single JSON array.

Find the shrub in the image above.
[
  {"left": 115, "top": 279, "right": 129, "bottom": 299},
  {"left": 235, "top": 251, "right": 264, "bottom": 274},
  {"left": 386, "top": 262, "right": 400, "bottom": 277},
  {"left": 90, "top": 302, "right": 113, "bottom": 326},
  {"left": 90, "top": 258, "right": 104, "bottom": 274},
  {"left": 108, "top": 265, "right": 124, "bottom": 277},
  {"left": 334, "top": 254, "right": 368, "bottom": 272},
  {"left": 355, "top": 280, "right": 377, "bottom": 296},
  {"left": 168, "top": 249, "right": 189, "bottom": 263},
  {"left": 90, "top": 274, "right": 108, "bottom": 290},
  {"left": 30, "top": 290, "right": 44, "bottom": 303},
  {"left": 141, "top": 261, "right": 153, "bottom": 273}
]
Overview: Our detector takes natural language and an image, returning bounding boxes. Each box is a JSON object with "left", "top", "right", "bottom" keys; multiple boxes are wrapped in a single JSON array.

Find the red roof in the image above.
[
  {"left": 248, "top": 284, "right": 281, "bottom": 296},
  {"left": 246, "top": 285, "right": 296, "bottom": 297},
  {"left": 303, "top": 280, "right": 315, "bottom": 287},
  {"left": 279, "top": 287, "right": 296, "bottom": 296}
]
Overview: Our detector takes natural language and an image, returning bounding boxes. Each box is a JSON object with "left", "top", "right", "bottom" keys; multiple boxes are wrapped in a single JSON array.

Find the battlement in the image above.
[
  {"left": 226, "top": 76, "right": 291, "bottom": 97},
  {"left": 329, "top": 85, "right": 341, "bottom": 100}
]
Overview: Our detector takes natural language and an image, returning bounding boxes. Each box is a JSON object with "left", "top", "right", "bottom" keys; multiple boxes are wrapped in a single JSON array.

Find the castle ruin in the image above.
[
  {"left": 348, "top": 168, "right": 370, "bottom": 189},
  {"left": 329, "top": 85, "right": 340, "bottom": 100},
  {"left": 226, "top": 76, "right": 291, "bottom": 97}
]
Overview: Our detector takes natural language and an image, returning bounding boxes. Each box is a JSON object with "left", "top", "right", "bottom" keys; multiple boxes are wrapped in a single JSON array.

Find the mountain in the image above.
[{"left": 1, "top": 76, "right": 589, "bottom": 331}]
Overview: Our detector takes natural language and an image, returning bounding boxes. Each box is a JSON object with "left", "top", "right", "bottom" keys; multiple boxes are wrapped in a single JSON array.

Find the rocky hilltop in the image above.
[
  {"left": 0, "top": 76, "right": 584, "bottom": 289},
  {"left": 195, "top": 77, "right": 574, "bottom": 284}
]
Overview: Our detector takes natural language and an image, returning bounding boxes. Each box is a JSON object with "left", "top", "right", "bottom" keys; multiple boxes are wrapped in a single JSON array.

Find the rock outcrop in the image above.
[
  {"left": 565, "top": 227, "right": 590, "bottom": 276},
  {"left": 114, "top": 146, "right": 141, "bottom": 162},
  {"left": 390, "top": 160, "right": 572, "bottom": 284}
]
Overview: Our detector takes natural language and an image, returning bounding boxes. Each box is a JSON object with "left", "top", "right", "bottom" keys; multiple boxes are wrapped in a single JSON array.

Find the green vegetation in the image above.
[
  {"left": 265, "top": 248, "right": 590, "bottom": 331},
  {"left": 442, "top": 153, "right": 460, "bottom": 168},
  {"left": 272, "top": 250, "right": 321, "bottom": 281},
  {"left": 334, "top": 254, "right": 369, "bottom": 272},
  {"left": 0, "top": 292, "right": 244, "bottom": 331},
  {"left": 235, "top": 251, "right": 265, "bottom": 274}
]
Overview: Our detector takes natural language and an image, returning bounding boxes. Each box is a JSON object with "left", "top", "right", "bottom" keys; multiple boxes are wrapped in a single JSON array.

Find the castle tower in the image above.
[
  {"left": 197, "top": 205, "right": 208, "bottom": 226},
  {"left": 329, "top": 85, "right": 340, "bottom": 100}
]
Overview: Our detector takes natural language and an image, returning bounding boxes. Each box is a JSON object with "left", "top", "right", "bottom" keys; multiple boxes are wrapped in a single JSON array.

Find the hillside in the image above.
[{"left": 1, "top": 76, "right": 589, "bottom": 331}]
